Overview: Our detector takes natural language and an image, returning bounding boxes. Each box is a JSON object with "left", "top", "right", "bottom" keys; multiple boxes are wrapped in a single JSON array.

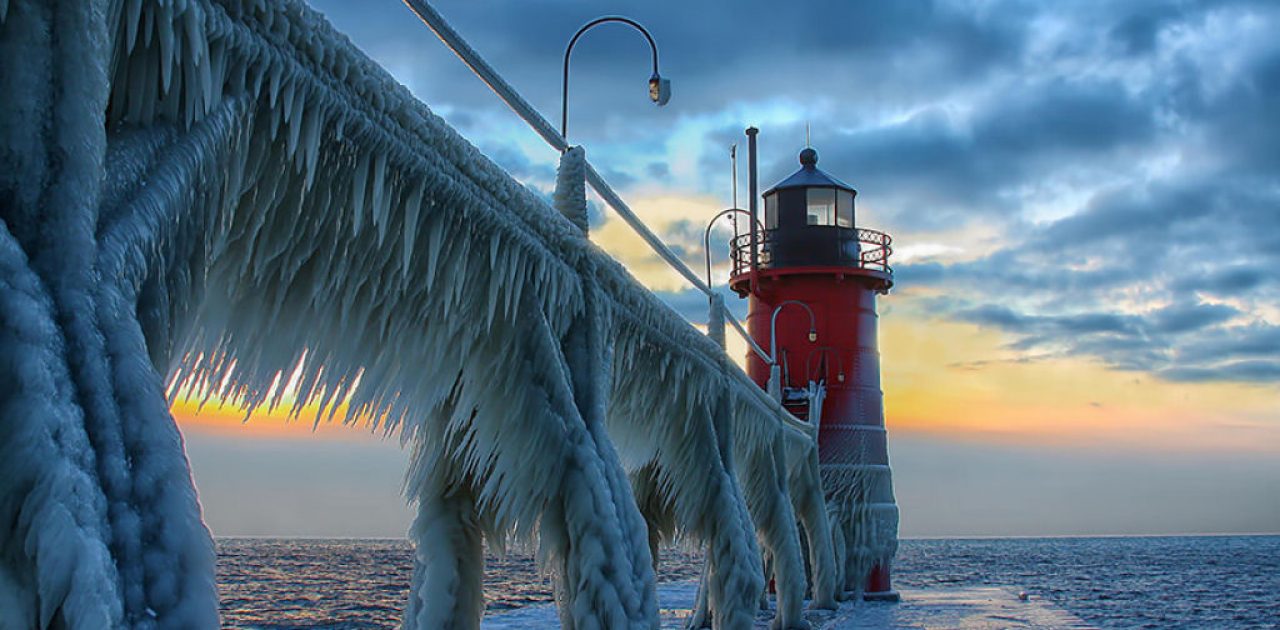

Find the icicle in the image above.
[
  {"left": 503, "top": 261, "right": 519, "bottom": 319},
  {"left": 300, "top": 104, "right": 323, "bottom": 191},
  {"left": 487, "top": 235, "right": 500, "bottom": 273},
  {"left": 369, "top": 152, "right": 388, "bottom": 235},
  {"left": 142, "top": 2, "right": 155, "bottom": 48},
  {"left": 285, "top": 86, "right": 305, "bottom": 157},
  {"left": 281, "top": 79, "right": 296, "bottom": 130},
  {"left": 485, "top": 274, "right": 500, "bottom": 332},
  {"left": 267, "top": 61, "right": 283, "bottom": 108},
  {"left": 268, "top": 98, "right": 283, "bottom": 141},
  {"left": 424, "top": 219, "right": 444, "bottom": 290},
  {"left": 158, "top": 7, "right": 175, "bottom": 93},
  {"left": 126, "top": 0, "right": 143, "bottom": 54},
  {"left": 350, "top": 153, "right": 370, "bottom": 234}
]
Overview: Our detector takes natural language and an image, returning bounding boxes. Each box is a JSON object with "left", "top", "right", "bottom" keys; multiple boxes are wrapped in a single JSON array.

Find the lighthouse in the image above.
[{"left": 728, "top": 128, "right": 900, "bottom": 600}]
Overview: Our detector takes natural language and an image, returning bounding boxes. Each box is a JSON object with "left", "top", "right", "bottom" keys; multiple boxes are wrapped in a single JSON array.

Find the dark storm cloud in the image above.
[
  {"left": 1151, "top": 302, "right": 1239, "bottom": 335},
  {"left": 743, "top": 76, "right": 1159, "bottom": 231},
  {"left": 476, "top": 141, "right": 555, "bottom": 184},
  {"left": 914, "top": 173, "right": 1277, "bottom": 383},
  {"left": 894, "top": 261, "right": 947, "bottom": 286},
  {"left": 655, "top": 285, "right": 749, "bottom": 327},
  {"left": 1160, "top": 360, "right": 1280, "bottom": 384},
  {"left": 1110, "top": 6, "right": 1178, "bottom": 55},
  {"left": 955, "top": 305, "right": 1141, "bottom": 337},
  {"left": 1172, "top": 266, "right": 1272, "bottom": 296},
  {"left": 1175, "top": 324, "right": 1280, "bottom": 365},
  {"left": 307, "top": 0, "right": 1026, "bottom": 142},
  {"left": 950, "top": 299, "right": 1247, "bottom": 379}
]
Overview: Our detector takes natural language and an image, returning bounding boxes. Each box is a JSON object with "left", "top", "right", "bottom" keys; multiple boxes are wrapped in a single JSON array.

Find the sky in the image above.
[{"left": 173, "top": 0, "right": 1280, "bottom": 538}]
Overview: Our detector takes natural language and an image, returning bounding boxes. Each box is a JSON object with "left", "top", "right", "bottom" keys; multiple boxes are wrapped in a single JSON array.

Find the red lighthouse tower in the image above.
[{"left": 729, "top": 129, "right": 899, "bottom": 600}]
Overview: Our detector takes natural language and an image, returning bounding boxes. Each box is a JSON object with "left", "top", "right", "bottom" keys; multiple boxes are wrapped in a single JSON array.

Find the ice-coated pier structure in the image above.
[{"left": 0, "top": 1, "right": 895, "bottom": 628}]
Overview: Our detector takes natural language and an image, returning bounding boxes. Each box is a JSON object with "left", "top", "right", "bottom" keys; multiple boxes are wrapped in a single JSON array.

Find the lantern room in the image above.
[
  {"left": 760, "top": 147, "right": 861, "bottom": 269},
  {"left": 729, "top": 146, "right": 893, "bottom": 295}
]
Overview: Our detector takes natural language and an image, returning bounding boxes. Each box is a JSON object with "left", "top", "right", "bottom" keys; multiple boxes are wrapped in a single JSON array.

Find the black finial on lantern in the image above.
[{"left": 799, "top": 147, "right": 818, "bottom": 167}]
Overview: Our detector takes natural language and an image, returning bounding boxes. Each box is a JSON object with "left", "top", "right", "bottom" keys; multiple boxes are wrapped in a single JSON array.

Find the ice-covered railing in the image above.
[{"left": 402, "top": 0, "right": 813, "bottom": 438}]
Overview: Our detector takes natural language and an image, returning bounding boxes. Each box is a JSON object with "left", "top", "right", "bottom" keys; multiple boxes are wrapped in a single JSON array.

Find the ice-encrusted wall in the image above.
[{"left": 0, "top": 1, "right": 876, "bottom": 628}]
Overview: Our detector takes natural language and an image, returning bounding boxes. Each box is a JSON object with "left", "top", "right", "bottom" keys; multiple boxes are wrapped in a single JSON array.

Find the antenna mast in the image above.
[{"left": 731, "top": 143, "right": 739, "bottom": 209}]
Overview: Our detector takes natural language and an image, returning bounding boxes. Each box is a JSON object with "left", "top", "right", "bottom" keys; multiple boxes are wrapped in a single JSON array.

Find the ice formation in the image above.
[{"left": 1, "top": 0, "right": 872, "bottom": 628}]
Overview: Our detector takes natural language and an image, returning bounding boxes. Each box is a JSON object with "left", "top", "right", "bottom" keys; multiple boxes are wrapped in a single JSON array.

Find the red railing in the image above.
[{"left": 729, "top": 227, "right": 893, "bottom": 277}]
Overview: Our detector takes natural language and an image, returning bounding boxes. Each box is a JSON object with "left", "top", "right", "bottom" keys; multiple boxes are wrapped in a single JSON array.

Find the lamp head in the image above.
[
  {"left": 649, "top": 75, "right": 671, "bottom": 106},
  {"left": 808, "top": 329, "right": 818, "bottom": 343}
]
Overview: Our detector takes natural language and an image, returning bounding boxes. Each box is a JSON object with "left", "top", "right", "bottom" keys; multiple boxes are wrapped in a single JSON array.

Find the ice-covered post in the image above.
[
  {"left": 555, "top": 146, "right": 589, "bottom": 233},
  {"left": 708, "top": 293, "right": 726, "bottom": 350}
]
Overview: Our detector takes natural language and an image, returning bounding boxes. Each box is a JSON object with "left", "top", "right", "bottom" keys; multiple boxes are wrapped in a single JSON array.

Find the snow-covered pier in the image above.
[
  {"left": 2, "top": 1, "right": 894, "bottom": 628},
  {"left": 484, "top": 583, "right": 1097, "bottom": 630}
]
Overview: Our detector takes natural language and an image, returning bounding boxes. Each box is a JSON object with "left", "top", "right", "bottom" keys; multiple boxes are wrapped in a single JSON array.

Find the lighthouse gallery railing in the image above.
[{"left": 729, "top": 227, "right": 893, "bottom": 278}]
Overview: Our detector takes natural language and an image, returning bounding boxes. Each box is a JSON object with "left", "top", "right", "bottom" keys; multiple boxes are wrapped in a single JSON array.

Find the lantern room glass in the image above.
[
  {"left": 807, "top": 188, "right": 835, "bottom": 225},
  {"left": 837, "top": 189, "right": 854, "bottom": 228},
  {"left": 765, "top": 193, "right": 779, "bottom": 229}
]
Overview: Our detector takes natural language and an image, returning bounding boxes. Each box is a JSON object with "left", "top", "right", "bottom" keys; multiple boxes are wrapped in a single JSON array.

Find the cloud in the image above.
[
  {"left": 1174, "top": 324, "right": 1280, "bottom": 365},
  {"left": 1160, "top": 360, "right": 1280, "bottom": 384},
  {"left": 946, "top": 294, "right": 1273, "bottom": 383},
  {"left": 1150, "top": 302, "right": 1239, "bottom": 334},
  {"left": 1172, "top": 266, "right": 1272, "bottom": 295},
  {"left": 738, "top": 77, "right": 1166, "bottom": 236}
]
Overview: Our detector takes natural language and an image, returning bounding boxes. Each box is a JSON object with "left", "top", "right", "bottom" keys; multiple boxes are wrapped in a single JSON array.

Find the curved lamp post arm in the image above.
[
  {"left": 703, "top": 208, "right": 767, "bottom": 363},
  {"left": 769, "top": 300, "right": 817, "bottom": 366},
  {"left": 703, "top": 207, "right": 763, "bottom": 290},
  {"left": 765, "top": 300, "right": 817, "bottom": 401},
  {"left": 562, "top": 16, "right": 668, "bottom": 143}
]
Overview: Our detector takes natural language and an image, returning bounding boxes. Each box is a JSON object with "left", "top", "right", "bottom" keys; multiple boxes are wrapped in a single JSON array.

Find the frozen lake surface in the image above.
[
  {"left": 483, "top": 582, "right": 1094, "bottom": 629},
  {"left": 216, "top": 535, "right": 1279, "bottom": 628}
]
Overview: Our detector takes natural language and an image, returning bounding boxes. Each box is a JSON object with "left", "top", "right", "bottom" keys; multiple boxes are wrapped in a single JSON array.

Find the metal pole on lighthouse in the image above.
[{"left": 728, "top": 128, "right": 901, "bottom": 601}]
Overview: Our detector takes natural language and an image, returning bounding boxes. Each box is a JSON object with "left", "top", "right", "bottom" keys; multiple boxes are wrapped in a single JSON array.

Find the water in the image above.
[
  {"left": 217, "top": 535, "right": 1280, "bottom": 629},
  {"left": 894, "top": 536, "right": 1279, "bottom": 628}
]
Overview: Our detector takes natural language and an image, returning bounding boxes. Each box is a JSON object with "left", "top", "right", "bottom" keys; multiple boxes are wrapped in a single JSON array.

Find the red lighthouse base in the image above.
[
  {"left": 863, "top": 563, "right": 900, "bottom": 601},
  {"left": 732, "top": 266, "right": 900, "bottom": 604}
]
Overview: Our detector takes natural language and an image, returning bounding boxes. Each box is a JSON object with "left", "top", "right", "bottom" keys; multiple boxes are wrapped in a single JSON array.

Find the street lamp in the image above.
[
  {"left": 702, "top": 207, "right": 759, "bottom": 292},
  {"left": 768, "top": 300, "right": 817, "bottom": 399},
  {"left": 561, "top": 16, "right": 670, "bottom": 143}
]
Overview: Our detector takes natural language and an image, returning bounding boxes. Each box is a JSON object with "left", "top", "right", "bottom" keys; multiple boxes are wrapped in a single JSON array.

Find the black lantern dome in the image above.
[
  {"left": 764, "top": 148, "right": 856, "bottom": 197},
  {"left": 758, "top": 148, "right": 862, "bottom": 269}
]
